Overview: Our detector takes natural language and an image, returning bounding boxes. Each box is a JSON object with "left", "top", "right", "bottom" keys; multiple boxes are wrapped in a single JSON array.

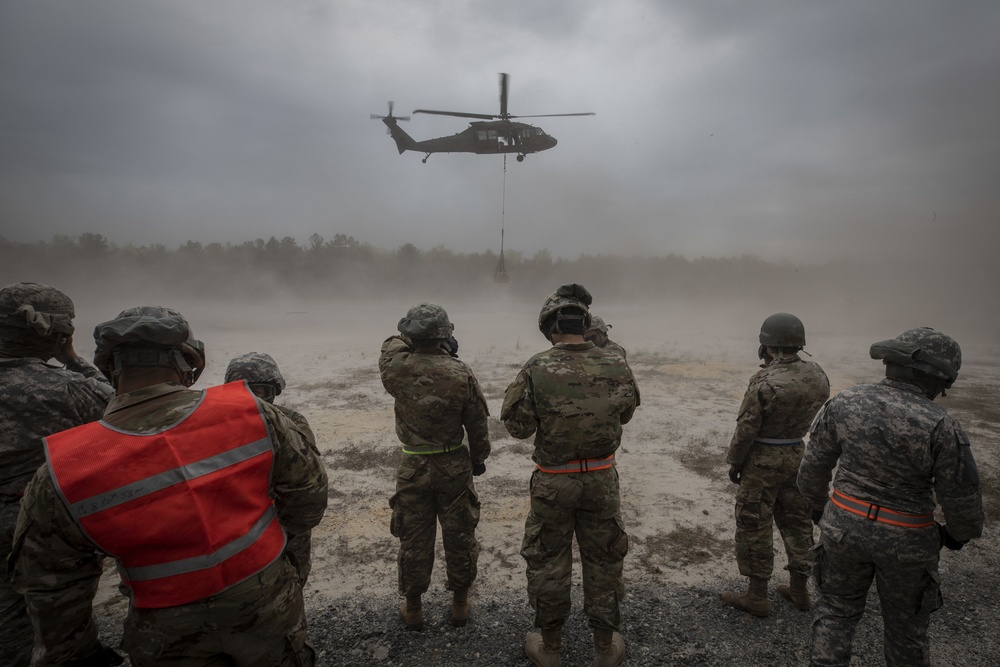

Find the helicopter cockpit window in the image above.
[{"left": 477, "top": 131, "right": 489, "bottom": 141}]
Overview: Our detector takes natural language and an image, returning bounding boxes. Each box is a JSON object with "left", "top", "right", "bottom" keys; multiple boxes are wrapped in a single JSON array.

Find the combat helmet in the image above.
[
  {"left": 0, "top": 282, "right": 76, "bottom": 340},
  {"left": 759, "top": 313, "right": 806, "bottom": 349},
  {"left": 93, "top": 305, "right": 206, "bottom": 387},
  {"left": 538, "top": 283, "right": 593, "bottom": 341},
  {"left": 225, "top": 351, "right": 286, "bottom": 402},
  {"left": 588, "top": 315, "right": 611, "bottom": 335},
  {"left": 870, "top": 327, "right": 961, "bottom": 388},
  {"left": 397, "top": 303, "right": 454, "bottom": 341}
]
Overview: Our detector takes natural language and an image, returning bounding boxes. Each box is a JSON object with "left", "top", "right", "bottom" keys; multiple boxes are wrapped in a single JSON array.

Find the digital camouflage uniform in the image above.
[
  {"left": 379, "top": 335, "right": 490, "bottom": 598},
  {"left": 10, "top": 382, "right": 329, "bottom": 666},
  {"left": 799, "top": 378, "right": 983, "bottom": 667},
  {"left": 726, "top": 355, "right": 830, "bottom": 580},
  {"left": 501, "top": 340, "right": 638, "bottom": 633},
  {"left": 226, "top": 351, "right": 319, "bottom": 587},
  {"left": 0, "top": 282, "right": 114, "bottom": 667},
  {"left": 0, "top": 355, "right": 112, "bottom": 667}
]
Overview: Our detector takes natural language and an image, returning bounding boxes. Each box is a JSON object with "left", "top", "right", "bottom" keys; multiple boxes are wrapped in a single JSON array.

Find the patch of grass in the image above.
[
  {"left": 637, "top": 525, "right": 730, "bottom": 573},
  {"left": 676, "top": 432, "right": 729, "bottom": 479},
  {"left": 944, "top": 385, "right": 1000, "bottom": 428},
  {"left": 325, "top": 439, "right": 399, "bottom": 470}
]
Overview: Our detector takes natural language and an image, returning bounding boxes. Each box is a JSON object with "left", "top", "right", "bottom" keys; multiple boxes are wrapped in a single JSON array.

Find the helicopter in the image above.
[{"left": 371, "top": 73, "right": 594, "bottom": 163}]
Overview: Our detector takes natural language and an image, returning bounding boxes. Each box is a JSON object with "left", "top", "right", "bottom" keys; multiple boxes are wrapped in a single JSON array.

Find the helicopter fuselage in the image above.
[{"left": 383, "top": 118, "right": 557, "bottom": 160}]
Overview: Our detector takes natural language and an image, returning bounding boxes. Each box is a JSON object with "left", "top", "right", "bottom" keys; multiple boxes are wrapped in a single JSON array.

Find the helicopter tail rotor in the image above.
[{"left": 370, "top": 101, "right": 411, "bottom": 123}]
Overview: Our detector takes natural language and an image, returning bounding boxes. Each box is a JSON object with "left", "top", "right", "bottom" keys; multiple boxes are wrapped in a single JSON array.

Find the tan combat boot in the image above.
[
  {"left": 720, "top": 576, "right": 771, "bottom": 618},
  {"left": 524, "top": 629, "right": 562, "bottom": 667},
  {"left": 776, "top": 572, "right": 811, "bottom": 611},
  {"left": 399, "top": 595, "right": 423, "bottom": 631},
  {"left": 450, "top": 588, "right": 470, "bottom": 627},
  {"left": 593, "top": 628, "right": 626, "bottom": 667}
]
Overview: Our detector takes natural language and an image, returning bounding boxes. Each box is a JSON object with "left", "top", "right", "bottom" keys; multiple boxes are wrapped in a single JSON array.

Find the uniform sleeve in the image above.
[
  {"left": 378, "top": 336, "right": 412, "bottom": 398},
  {"left": 463, "top": 374, "right": 491, "bottom": 465},
  {"left": 797, "top": 401, "right": 841, "bottom": 510},
  {"left": 726, "top": 376, "right": 765, "bottom": 469},
  {"left": 619, "top": 365, "right": 639, "bottom": 424},
  {"left": 9, "top": 469, "right": 105, "bottom": 666},
  {"left": 932, "top": 418, "right": 984, "bottom": 542},
  {"left": 263, "top": 404, "right": 329, "bottom": 537},
  {"left": 501, "top": 368, "right": 538, "bottom": 440}
]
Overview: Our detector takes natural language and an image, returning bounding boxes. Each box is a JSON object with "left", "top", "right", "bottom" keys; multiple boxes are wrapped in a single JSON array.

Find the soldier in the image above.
[
  {"left": 722, "top": 313, "right": 830, "bottom": 617},
  {"left": 0, "top": 282, "right": 114, "bottom": 667},
  {"left": 10, "top": 306, "right": 328, "bottom": 666},
  {"left": 379, "top": 303, "right": 490, "bottom": 631},
  {"left": 502, "top": 284, "right": 639, "bottom": 667},
  {"left": 799, "top": 327, "right": 982, "bottom": 667},
  {"left": 583, "top": 315, "right": 627, "bottom": 359},
  {"left": 226, "top": 351, "right": 319, "bottom": 587}
]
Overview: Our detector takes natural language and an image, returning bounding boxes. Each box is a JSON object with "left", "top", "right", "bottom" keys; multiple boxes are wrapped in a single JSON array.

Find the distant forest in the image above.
[{"left": 0, "top": 231, "right": 958, "bottom": 324}]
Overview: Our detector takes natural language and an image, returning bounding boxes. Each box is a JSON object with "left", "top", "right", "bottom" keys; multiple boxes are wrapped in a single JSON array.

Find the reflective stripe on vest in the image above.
[
  {"left": 831, "top": 489, "right": 935, "bottom": 528},
  {"left": 45, "top": 381, "right": 285, "bottom": 609},
  {"left": 754, "top": 437, "right": 804, "bottom": 446},
  {"left": 537, "top": 453, "right": 615, "bottom": 474}
]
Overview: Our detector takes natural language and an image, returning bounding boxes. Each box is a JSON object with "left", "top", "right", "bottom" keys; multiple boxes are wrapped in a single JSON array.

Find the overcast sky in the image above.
[{"left": 2, "top": 0, "right": 999, "bottom": 264}]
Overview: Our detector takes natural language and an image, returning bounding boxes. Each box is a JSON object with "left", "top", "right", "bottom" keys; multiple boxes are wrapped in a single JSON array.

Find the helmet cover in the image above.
[
  {"left": 397, "top": 303, "right": 454, "bottom": 340},
  {"left": 225, "top": 351, "right": 286, "bottom": 396}
]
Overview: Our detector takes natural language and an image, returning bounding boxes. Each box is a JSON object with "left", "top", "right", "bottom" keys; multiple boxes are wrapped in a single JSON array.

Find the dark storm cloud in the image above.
[{"left": 1, "top": 0, "right": 998, "bottom": 268}]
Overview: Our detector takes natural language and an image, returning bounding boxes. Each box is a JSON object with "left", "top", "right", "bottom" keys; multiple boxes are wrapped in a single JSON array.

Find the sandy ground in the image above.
[{"left": 84, "top": 296, "right": 1000, "bottom": 663}]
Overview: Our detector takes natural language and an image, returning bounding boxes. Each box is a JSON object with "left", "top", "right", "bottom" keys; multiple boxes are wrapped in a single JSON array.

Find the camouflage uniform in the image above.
[
  {"left": 726, "top": 355, "right": 830, "bottom": 579},
  {"left": 584, "top": 315, "right": 627, "bottom": 360},
  {"left": 226, "top": 351, "right": 319, "bottom": 587},
  {"left": 10, "top": 382, "right": 329, "bottom": 666},
  {"left": 379, "top": 335, "right": 490, "bottom": 598},
  {"left": 501, "top": 341, "right": 638, "bottom": 633},
  {"left": 0, "top": 283, "right": 114, "bottom": 667},
  {"left": 799, "top": 378, "right": 983, "bottom": 667}
]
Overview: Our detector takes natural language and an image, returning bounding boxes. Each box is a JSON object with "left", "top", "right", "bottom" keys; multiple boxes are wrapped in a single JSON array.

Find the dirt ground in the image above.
[{"left": 88, "top": 296, "right": 999, "bottom": 631}]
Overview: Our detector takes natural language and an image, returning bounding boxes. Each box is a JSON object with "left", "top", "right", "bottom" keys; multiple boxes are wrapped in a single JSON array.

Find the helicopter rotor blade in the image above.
[
  {"left": 371, "top": 100, "right": 409, "bottom": 121},
  {"left": 499, "top": 73, "right": 509, "bottom": 119},
  {"left": 508, "top": 112, "right": 596, "bottom": 118},
  {"left": 412, "top": 109, "right": 495, "bottom": 120}
]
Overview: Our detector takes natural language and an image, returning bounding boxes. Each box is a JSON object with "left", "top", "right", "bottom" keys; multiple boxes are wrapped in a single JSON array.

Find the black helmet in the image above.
[
  {"left": 93, "top": 305, "right": 205, "bottom": 386},
  {"left": 0, "top": 282, "right": 75, "bottom": 340},
  {"left": 759, "top": 313, "right": 806, "bottom": 349},
  {"left": 538, "top": 284, "right": 593, "bottom": 341},
  {"left": 225, "top": 352, "right": 286, "bottom": 401},
  {"left": 397, "top": 303, "right": 454, "bottom": 340},
  {"left": 870, "top": 327, "right": 961, "bottom": 386}
]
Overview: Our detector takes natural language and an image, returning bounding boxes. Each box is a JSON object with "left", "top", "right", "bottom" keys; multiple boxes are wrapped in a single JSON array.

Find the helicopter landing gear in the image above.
[
  {"left": 516, "top": 154, "right": 525, "bottom": 162},
  {"left": 422, "top": 153, "right": 431, "bottom": 163}
]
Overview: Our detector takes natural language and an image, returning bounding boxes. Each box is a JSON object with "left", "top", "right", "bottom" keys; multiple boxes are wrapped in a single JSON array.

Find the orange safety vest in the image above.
[{"left": 45, "top": 382, "right": 286, "bottom": 609}]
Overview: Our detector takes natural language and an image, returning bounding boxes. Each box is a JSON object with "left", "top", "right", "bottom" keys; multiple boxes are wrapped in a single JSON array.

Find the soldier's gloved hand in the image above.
[
  {"left": 727, "top": 465, "right": 741, "bottom": 484},
  {"left": 937, "top": 522, "right": 967, "bottom": 551},
  {"left": 472, "top": 462, "right": 487, "bottom": 476},
  {"left": 64, "top": 642, "right": 125, "bottom": 667},
  {"left": 444, "top": 336, "right": 460, "bottom": 358}
]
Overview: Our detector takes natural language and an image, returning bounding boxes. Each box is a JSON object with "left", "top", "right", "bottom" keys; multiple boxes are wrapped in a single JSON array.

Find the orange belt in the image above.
[
  {"left": 831, "top": 489, "right": 935, "bottom": 528},
  {"left": 536, "top": 453, "right": 615, "bottom": 474}
]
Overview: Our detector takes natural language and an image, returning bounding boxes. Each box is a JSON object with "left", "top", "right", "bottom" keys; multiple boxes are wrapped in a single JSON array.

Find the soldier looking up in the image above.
[
  {"left": 799, "top": 327, "right": 983, "bottom": 667},
  {"left": 226, "top": 351, "right": 320, "bottom": 587},
  {"left": 0, "top": 282, "right": 113, "bottom": 667},
  {"left": 722, "top": 313, "right": 830, "bottom": 617},
  {"left": 502, "top": 284, "right": 639, "bottom": 667},
  {"left": 379, "top": 303, "right": 491, "bottom": 632},
  {"left": 11, "top": 306, "right": 328, "bottom": 666}
]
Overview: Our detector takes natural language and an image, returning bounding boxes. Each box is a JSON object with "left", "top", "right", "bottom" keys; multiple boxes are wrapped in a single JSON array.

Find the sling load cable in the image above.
[{"left": 493, "top": 153, "right": 510, "bottom": 283}]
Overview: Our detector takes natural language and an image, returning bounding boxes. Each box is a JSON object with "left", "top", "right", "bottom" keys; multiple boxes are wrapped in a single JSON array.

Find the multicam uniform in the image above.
[
  {"left": 726, "top": 355, "right": 829, "bottom": 580},
  {"left": 379, "top": 335, "right": 490, "bottom": 598},
  {"left": 10, "top": 382, "right": 329, "bottom": 667},
  {"left": 0, "top": 355, "right": 112, "bottom": 667},
  {"left": 799, "top": 379, "right": 983, "bottom": 667},
  {"left": 501, "top": 341, "right": 638, "bottom": 633}
]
